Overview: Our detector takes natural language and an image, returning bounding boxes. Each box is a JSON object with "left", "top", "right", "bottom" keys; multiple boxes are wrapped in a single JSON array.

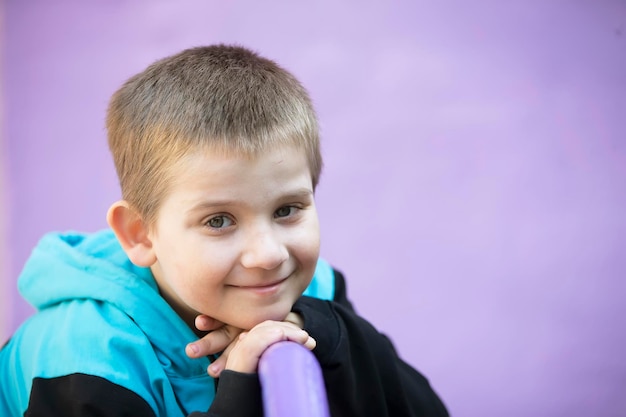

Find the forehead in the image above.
[{"left": 164, "top": 145, "right": 313, "bottom": 202}]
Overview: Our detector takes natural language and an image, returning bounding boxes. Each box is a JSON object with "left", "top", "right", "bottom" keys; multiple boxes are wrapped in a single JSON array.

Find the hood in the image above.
[
  {"left": 17, "top": 229, "right": 200, "bottom": 374},
  {"left": 19, "top": 229, "right": 158, "bottom": 310}
]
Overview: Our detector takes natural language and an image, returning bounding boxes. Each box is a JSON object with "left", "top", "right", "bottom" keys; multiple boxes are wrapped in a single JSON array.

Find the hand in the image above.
[
  {"left": 225, "top": 320, "right": 316, "bottom": 374},
  {"left": 185, "top": 316, "right": 244, "bottom": 377},
  {"left": 186, "top": 312, "right": 309, "bottom": 377}
]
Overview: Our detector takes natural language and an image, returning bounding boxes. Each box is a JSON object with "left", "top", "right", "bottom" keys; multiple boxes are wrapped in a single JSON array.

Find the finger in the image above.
[
  {"left": 253, "top": 321, "right": 311, "bottom": 345},
  {"left": 194, "top": 315, "right": 224, "bottom": 332},
  {"left": 282, "top": 314, "right": 317, "bottom": 349},
  {"left": 225, "top": 323, "right": 313, "bottom": 373},
  {"left": 304, "top": 335, "right": 316, "bottom": 350},
  {"left": 207, "top": 354, "right": 225, "bottom": 378},
  {"left": 260, "top": 321, "right": 314, "bottom": 347},
  {"left": 186, "top": 325, "right": 243, "bottom": 358},
  {"left": 207, "top": 332, "right": 247, "bottom": 378}
]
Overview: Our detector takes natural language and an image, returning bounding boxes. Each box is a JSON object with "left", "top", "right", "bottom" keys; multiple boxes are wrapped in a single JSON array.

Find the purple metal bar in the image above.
[{"left": 258, "top": 341, "right": 330, "bottom": 417}]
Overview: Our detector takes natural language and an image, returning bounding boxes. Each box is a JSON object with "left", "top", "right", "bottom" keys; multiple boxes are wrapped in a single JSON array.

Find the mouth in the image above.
[{"left": 229, "top": 276, "right": 289, "bottom": 295}]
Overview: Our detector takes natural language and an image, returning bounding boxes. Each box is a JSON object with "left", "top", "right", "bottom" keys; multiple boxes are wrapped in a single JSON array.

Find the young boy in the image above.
[{"left": 0, "top": 45, "right": 448, "bottom": 417}]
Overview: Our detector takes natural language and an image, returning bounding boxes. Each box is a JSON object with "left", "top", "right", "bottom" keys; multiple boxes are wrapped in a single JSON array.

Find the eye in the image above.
[
  {"left": 274, "top": 206, "right": 298, "bottom": 218},
  {"left": 205, "top": 215, "right": 233, "bottom": 229}
]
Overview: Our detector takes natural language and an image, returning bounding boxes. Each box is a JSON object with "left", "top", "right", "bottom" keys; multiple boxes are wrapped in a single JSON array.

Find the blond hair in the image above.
[{"left": 106, "top": 45, "right": 322, "bottom": 226}]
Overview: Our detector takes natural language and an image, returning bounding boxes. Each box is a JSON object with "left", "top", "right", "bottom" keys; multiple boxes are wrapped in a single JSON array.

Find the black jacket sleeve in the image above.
[
  {"left": 191, "top": 371, "right": 262, "bottom": 417},
  {"left": 24, "top": 373, "right": 156, "bottom": 417},
  {"left": 291, "top": 270, "right": 449, "bottom": 417}
]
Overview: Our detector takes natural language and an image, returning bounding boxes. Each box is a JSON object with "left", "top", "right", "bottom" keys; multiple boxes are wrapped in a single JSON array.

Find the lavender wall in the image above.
[
  {"left": 0, "top": 0, "right": 7, "bottom": 340},
  {"left": 3, "top": 1, "right": 626, "bottom": 416}
]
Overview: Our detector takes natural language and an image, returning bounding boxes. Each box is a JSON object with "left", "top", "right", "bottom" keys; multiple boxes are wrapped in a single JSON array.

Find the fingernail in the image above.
[{"left": 188, "top": 343, "right": 199, "bottom": 355}]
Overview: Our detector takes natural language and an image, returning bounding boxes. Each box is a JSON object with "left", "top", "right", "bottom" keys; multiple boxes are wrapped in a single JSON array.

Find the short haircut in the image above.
[{"left": 106, "top": 44, "right": 322, "bottom": 226}]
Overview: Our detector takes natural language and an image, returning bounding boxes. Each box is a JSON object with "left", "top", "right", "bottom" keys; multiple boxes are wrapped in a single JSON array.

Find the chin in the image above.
[{"left": 236, "top": 303, "right": 293, "bottom": 330}]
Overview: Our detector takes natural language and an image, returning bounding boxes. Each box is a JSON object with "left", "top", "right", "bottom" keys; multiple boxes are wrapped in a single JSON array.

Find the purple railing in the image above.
[{"left": 258, "top": 341, "right": 330, "bottom": 417}]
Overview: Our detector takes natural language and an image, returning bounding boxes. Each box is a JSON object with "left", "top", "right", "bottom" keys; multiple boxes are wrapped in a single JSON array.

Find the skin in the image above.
[{"left": 108, "top": 145, "right": 320, "bottom": 374}]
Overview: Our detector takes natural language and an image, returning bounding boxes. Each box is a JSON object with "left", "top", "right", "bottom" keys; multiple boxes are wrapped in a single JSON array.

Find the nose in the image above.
[{"left": 240, "top": 226, "right": 289, "bottom": 270}]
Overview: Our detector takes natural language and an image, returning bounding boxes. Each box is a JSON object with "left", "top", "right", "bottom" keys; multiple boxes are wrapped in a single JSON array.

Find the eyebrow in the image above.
[
  {"left": 277, "top": 188, "right": 315, "bottom": 201},
  {"left": 186, "top": 188, "right": 314, "bottom": 214}
]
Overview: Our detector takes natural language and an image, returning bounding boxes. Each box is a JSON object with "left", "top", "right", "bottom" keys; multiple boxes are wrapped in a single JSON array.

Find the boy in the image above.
[{"left": 0, "top": 45, "right": 448, "bottom": 416}]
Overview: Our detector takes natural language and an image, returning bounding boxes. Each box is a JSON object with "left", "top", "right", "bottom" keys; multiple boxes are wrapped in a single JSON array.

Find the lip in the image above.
[{"left": 229, "top": 277, "right": 289, "bottom": 295}]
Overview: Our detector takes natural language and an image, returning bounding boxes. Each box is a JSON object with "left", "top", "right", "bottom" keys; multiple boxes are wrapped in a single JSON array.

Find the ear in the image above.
[{"left": 107, "top": 200, "right": 157, "bottom": 267}]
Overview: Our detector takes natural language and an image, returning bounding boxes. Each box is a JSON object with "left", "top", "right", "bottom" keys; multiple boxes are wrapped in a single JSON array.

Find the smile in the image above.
[{"left": 229, "top": 277, "right": 289, "bottom": 295}]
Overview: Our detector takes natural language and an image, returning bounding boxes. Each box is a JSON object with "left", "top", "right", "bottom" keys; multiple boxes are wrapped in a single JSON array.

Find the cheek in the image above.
[
  {"left": 166, "top": 246, "right": 231, "bottom": 291},
  {"left": 165, "top": 261, "right": 225, "bottom": 313},
  {"left": 157, "top": 247, "right": 206, "bottom": 294},
  {"left": 294, "top": 220, "right": 321, "bottom": 266}
]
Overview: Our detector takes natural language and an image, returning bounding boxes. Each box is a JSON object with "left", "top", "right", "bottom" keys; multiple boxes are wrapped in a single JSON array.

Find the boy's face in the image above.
[{"left": 147, "top": 145, "right": 320, "bottom": 330}]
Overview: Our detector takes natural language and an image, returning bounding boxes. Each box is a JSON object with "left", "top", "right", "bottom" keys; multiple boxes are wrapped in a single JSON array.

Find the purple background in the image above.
[{"left": 2, "top": 1, "right": 626, "bottom": 416}]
